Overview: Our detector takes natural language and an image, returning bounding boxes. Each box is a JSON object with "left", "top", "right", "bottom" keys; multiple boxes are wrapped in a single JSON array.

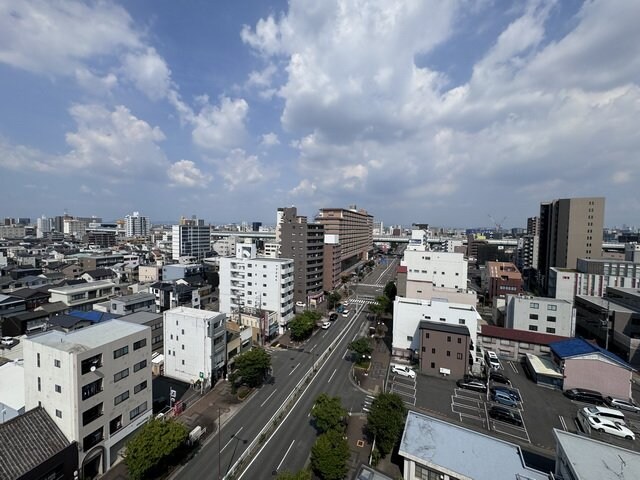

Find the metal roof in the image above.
[{"left": 549, "top": 338, "right": 633, "bottom": 371}]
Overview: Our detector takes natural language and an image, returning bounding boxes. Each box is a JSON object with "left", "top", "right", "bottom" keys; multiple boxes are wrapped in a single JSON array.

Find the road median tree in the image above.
[
  {"left": 310, "top": 429, "right": 350, "bottom": 480},
  {"left": 366, "top": 392, "right": 407, "bottom": 457},
  {"left": 311, "top": 393, "right": 347, "bottom": 434}
]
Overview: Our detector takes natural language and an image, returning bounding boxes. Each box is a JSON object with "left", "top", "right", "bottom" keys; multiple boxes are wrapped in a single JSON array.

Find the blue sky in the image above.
[{"left": 0, "top": 0, "right": 638, "bottom": 228}]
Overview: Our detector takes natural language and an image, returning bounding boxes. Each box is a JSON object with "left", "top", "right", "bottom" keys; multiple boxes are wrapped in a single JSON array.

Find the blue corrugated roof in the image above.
[
  {"left": 549, "top": 338, "right": 633, "bottom": 371},
  {"left": 68, "top": 310, "right": 118, "bottom": 323}
]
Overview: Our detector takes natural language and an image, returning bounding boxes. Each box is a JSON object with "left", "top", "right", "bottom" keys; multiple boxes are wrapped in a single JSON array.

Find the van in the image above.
[
  {"left": 582, "top": 406, "right": 626, "bottom": 426},
  {"left": 564, "top": 388, "right": 605, "bottom": 405},
  {"left": 484, "top": 350, "right": 501, "bottom": 370}
]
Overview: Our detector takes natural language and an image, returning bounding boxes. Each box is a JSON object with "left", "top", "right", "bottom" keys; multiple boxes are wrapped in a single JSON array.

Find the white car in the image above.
[
  {"left": 341, "top": 309, "right": 350, "bottom": 317},
  {"left": 1, "top": 336, "right": 14, "bottom": 346},
  {"left": 586, "top": 415, "right": 635, "bottom": 440},
  {"left": 391, "top": 365, "right": 416, "bottom": 379},
  {"left": 321, "top": 321, "right": 331, "bottom": 330},
  {"left": 296, "top": 301, "right": 306, "bottom": 307}
]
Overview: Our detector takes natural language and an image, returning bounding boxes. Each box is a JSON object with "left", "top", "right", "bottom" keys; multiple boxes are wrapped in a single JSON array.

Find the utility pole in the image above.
[{"left": 218, "top": 407, "right": 222, "bottom": 479}]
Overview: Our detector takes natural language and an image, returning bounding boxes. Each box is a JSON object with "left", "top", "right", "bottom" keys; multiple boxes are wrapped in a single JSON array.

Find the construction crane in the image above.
[{"left": 488, "top": 214, "right": 507, "bottom": 233}]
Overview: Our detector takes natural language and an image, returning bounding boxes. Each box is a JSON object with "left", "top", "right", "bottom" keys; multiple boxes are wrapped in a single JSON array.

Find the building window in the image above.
[
  {"left": 134, "top": 381, "right": 147, "bottom": 394},
  {"left": 56, "top": 409, "right": 62, "bottom": 419},
  {"left": 110, "top": 415, "right": 123, "bottom": 435},
  {"left": 546, "top": 327, "right": 556, "bottom": 334},
  {"left": 430, "top": 362, "right": 435, "bottom": 369},
  {"left": 431, "top": 348, "right": 436, "bottom": 354},
  {"left": 458, "top": 338, "right": 462, "bottom": 344},
  {"left": 547, "top": 304, "right": 557, "bottom": 311},
  {"left": 447, "top": 336, "right": 451, "bottom": 342},
  {"left": 133, "top": 360, "right": 147, "bottom": 372},
  {"left": 130, "top": 402, "right": 148, "bottom": 420},
  {"left": 133, "top": 338, "right": 147, "bottom": 350},
  {"left": 82, "top": 379, "right": 103, "bottom": 400},
  {"left": 446, "top": 351, "right": 451, "bottom": 357},
  {"left": 407, "top": 336, "right": 413, "bottom": 341},
  {"left": 55, "top": 384, "right": 62, "bottom": 393},
  {"left": 114, "top": 390, "right": 130, "bottom": 405},
  {"left": 528, "top": 325, "right": 538, "bottom": 331},
  {"left": 54, "top": 359, "right": 61, "bottom": 368},
  {"left": 439, "top": 317, "right": 446, "bottom": 322},
  {"left": 36, "top": 353, "right": 40, "bottom": 368},
  {"left": 530, "top": 302, "right": 539, "bottom": 309},
  {"left": 547, "top": 316, "right": 556, "bottom": 323},
  {"left": 457, "top": 353, "right": 463, "bottom": 360},
  {"left": 114, "top": 368, "right": 129, "bottom": 382},
  {"left": 529, "top": 314, "right": 538, "bottom": 320},
  {"left": 425, "top": 332, "right": 430, "bottom": 339},
  {"left": 37, "top": 377, "right": 41, "bottom": 392},
  {"left": 113, "top": 346, "right": 129, "bottom": 359},
  {"left": 182, "top": 359, "right": 185, "bottom": 365}
]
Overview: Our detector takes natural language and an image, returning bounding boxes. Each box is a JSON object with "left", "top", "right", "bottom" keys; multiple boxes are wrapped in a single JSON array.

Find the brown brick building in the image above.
[
  {"left": 484, "top": 261, "right": 523, "bottom": 303},
  {"left": 418, "top": 321, "right": 471, "bottom": 378}
]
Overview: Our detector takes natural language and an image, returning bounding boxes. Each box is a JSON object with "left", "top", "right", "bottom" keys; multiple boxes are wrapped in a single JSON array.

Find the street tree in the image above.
[
  {"left": 276, "top": 469, "right": 312, "bottom": 480},
  {"left": 368, "top": 299, "right": 386, "bottom": 322},
  {"left": 348, "top": 337, "right": 373, "bottom": 364},
  {"left": 366, "top": 393, "right": 407, "bottom": 457},
  {"left": 124, "top": 418, "right": 188, "bottom": 480},
  {"left": 289, "top": 311, "right": 321, "bottom": 341},
  {"left": 232, "top": 347, "right": 272, "bottom": 387},
  {"left": 311, "top": 429, "right": 350, "bottom": 480},
  {"left": 327, "top": 291, "right": 342, "bottom": 310},
  {"left": 311, "top": 393, "right": 347, "bottom": 433},
  {"left": 383, "top": 281, "right": 396, "bottom": 313}
]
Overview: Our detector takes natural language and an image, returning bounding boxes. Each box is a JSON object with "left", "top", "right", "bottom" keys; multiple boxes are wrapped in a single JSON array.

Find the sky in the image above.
[{"left": 0, "top": 0, "right": 639, "bottom": 228}]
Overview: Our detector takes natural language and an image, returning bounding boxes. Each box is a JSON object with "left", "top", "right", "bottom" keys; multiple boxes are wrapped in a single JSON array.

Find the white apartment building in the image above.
[
  {"left": 212, "top": 235, "right": 238, "bottom": 257},
  {"left": 49, "top": 280, "right": 115, "bottom": 311},
  {"left": 261, "top": 242, "right": 280, "bottom": 258},
  {"left": 505, "top": 294, "right": 575, "bottom": 337},
  {"left": 23, "top": 320, "right": 153, "bottom": 478},
  {"left": 393, "top": 297, "right": 481, "bottom": 365},
  {"left": 550, "top": 261, "right": 640, "bottom": 301},
  {"left": 219, "top": 243, "right": 294, "bottom": 334},
  {"left": 124, "top": 211, "right": 150, "bottom": 238},
  {"left": 163, "top": 307, "right": 227, "bottom": 386},
  {"left": 171, "top": 223, "right": 211, "bottom": 260},
  {"left": 36, "top": 215, "right": 52, "bottom": 238},
  {"left": 402, "top": 250, "right": 468, "bottom": 290}
]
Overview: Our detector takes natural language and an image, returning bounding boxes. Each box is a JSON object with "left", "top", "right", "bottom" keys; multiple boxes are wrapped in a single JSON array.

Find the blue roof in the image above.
[
  {"left": 68, "top": 310, "right": 119, "bottom": 323},
  {"left": 549, "top": 338, "right": 633, "bottom": 371}
]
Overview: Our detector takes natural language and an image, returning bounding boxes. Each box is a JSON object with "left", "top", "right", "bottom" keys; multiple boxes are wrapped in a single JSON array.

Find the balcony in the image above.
[
  {"left": 81, "top": 354, "right": 103, "bottom": 375},
  {"left": 81, "top": 379, "right": 103, "bottom": 401},
  {"left": 83, "top": 427, "right": 104, "bottom": 451},
  {"left": 82, "top": 403, "right": 104, "bottom": 426}
]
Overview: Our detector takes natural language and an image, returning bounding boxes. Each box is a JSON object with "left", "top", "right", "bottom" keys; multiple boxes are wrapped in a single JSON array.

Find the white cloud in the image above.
[
  {"left": 213, "top": 149, "right": 273, "bottom": 191},
  {"left": 290, "top": 179, "right": 317, "bottom": 196},
  {"left": 122, "top": 47, "right": 172, "bottom": 101},
  {"left": 192, "top": 96, "right": 249, "bottom": 151},
  {"left": 75, "top": 68, "right": 118, "bottom": 95},
  {"left": 168, "top": 160, "right": 212, "bottom": 188},
  {"left": 261, "top": 132, "right": 280, "bottom": 147}
]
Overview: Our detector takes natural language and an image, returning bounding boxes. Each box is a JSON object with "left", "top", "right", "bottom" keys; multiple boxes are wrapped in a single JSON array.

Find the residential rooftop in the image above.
[
  {"left": 419, "top": 320, "right": 470, "bottom": 336},
  {"left": 48, "top": 279, "right": 115, "bottom": 294},
  {"left": 112, "top": 292, "right": 156, "bottom": 305}
]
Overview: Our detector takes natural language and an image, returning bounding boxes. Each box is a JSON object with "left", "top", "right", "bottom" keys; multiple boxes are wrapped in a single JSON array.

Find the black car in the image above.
[
  {"left": 488, "top": 406, "right": 523, "bottom": 426},
  {"left": 564, "top": 388, "right": 605, "bottom": 405},
  {"left": 490, "top": 386, "right": 521, "bottom": 402},
  {"left": 489, "top": 371, "right": 511, "bottom": 385},
  {"left": 329, "top": 313, "right": 338, "bottom": 321},
  {"left": 456, "top": 378, "right": 487, "bottom": 393}
]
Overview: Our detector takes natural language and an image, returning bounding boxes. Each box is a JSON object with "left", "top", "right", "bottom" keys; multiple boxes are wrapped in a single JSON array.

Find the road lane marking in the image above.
[
  {"left": 277, "top": 440, "right": 296, "bottom": 471},
  {"left": 328, "top": 368, "right": 337, "bottom": 383},
  {"left": 289, "top": 362, "right": 300, "bottom": 376},
  {"left": 559, "top": 415, "right": 567, "bottom": 431},
  {"left": 221, "top": 427, "right": 244, "bottom": 452},
  {"left": 260, "top": 389, "right": 278, "bottom": 407},
  {"left": 309, "top": 344, "right": 317, "bottom": 352}
]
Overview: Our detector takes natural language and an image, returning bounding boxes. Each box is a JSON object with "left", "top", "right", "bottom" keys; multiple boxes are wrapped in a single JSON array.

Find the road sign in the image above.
[
  {"left": 170, "top": 388, "right": 176, "bottom": 399},
  {"left": 199, "top": 371, "right": 204, "bottom": 379}
]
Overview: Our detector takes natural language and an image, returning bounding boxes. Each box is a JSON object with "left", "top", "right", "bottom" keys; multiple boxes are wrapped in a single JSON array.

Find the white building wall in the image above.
[
  {"left": 393, "top": 297, "right": 480, "bottom": 363},
  {"left": 505, "top": 295, "right": 575, "bottom": 337},
  {"left": 402, "top": 251, "right": 468, "bottom": 290},
  {"left": 550, "top": 268, "right": 640, "bottom": 301}
]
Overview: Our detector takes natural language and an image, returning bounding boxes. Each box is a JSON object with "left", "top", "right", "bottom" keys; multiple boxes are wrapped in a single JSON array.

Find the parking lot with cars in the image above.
[
  {"left": 387, "top": 364, "right": 416, "bottom": 406},
  {"left": 413, "top": 357, "right": 640, "bottom": 454}
]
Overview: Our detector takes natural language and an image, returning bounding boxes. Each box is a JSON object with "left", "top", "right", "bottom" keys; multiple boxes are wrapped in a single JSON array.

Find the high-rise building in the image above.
[
  {"left": 23, "top": 320, "right": 152, "bottom": 478},
  {"left": 538, "top": 197, "right": 605, "bottom": 292},
  {"left": 124, "top": 212, "right": 150, "bottom": 238},
  {"left": 317, "top": 206, "right": 374, "bottom": 291},
  {"left": 36, "top": 215, "right": 52, "bottom": 238},
  {"left": 171, "top": 220, "right": 211, "bottom": 260},
  {"left": 278, "top": 207, "right": 325, "bottom": 304}
]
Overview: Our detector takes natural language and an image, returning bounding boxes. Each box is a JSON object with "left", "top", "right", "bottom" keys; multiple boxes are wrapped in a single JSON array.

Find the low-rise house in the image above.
[
  {"left": 81, "top": 268, "right": 117, "bottom": 283},
  {"left": 48, "top": 280, "right": 115, "bottom": 312}
]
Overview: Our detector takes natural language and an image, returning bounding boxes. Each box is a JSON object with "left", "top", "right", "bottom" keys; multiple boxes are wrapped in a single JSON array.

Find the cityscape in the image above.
[{"left": 2, "top": 2, "right": 640, "bottom": 480}]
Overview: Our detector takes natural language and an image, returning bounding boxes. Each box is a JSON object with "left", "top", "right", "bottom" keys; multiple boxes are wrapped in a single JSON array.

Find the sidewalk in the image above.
[{"left": 353, "top": 334, "right": 391, "bottom": 395}]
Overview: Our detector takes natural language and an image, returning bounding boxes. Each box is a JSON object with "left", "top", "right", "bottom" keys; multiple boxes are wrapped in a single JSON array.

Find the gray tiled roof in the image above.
[{"left": 0, "top": 407, "right": 73, "bottom": 480}]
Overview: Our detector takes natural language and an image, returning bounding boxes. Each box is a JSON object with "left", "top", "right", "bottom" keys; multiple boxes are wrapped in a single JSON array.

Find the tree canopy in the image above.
[
  {"left": 232, "top": 347, "right": 271, "bottom": 387},
  {"left": 310, "top": 429, "right": 350, "bottom": 480},
  {"left": 124, "top": 419, "right": 188, "bottom": 480},
  {"left": 383, "top": 281, "right": 396, "bottom": 313},
  {"left": 327, "top": 291, "right": 342, "bottom": 309},
  {"left": 289, "top": 311, "right": 321, "bottom": 341},
  {"left": 276, "top": 470, "right": 312, "bottom": 480},
  {"left": 348, "top": 337, "right": 373, "bottom": 361},
  {"left": 366, "top": 393, "right": 407, "bottom": 456},
  {"left": 311, "top": 393, "right": 347, "bottom": 434}
]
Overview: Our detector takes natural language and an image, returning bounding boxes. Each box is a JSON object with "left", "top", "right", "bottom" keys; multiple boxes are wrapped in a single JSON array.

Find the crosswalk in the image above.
[
  {"left": 356, "top": 283, "right": 385, "bottom": 288},
  {"left": 362, "top": 394, "right": 375, "bottom": 413},
  {"left": 348, "top": 298, "right": 376, "bottom": 305}
]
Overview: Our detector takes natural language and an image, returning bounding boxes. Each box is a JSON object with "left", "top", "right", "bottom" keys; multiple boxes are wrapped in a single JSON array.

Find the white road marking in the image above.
[
  {"left": 276, "top": 440, "right": 296, "bottom": 471},
  {"left": 288, "top": 362, "right": 300, "bottom": 376},
  {"left": 328, "top": 368, "right": 337, "bottom": 383},
  {"left": 221, "top": 427, "right": 244, "bottom": 452},
  {"left": 260, "top": 389, "right": 278, "bottom": 407}
]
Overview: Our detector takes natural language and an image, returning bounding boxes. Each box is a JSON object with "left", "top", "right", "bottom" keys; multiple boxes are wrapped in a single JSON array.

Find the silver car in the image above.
[{"left": 606, "top": 396, "right": 640, "bottom": 413}]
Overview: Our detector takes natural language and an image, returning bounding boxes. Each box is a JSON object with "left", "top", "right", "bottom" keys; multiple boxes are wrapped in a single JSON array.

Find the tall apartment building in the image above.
[
  {"left": 278, "top": 207, "right": 325, "bottom": 304},
  {"left": 171, "top": 221, "right": 211, "bottom": 260},
  {"left": 23, "top": 320, "right": 153, "bottom": 479},
  {"left": 124, "top": 211, "right": 150, "bottom": 238},
  {"left": 219, "top": 242, "right": 294, "bottom": 334},
  {"left": 163, "top": 307, "right": 227, "bottom": 386},
  {"left": 538, "top": 197, "right": 605, "bottom": 292},
  {"left": 316, "top": 206, "right": 373, "bottom": 290}
]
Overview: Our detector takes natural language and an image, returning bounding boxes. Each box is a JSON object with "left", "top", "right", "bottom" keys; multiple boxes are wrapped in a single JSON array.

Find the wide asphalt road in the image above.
[{"left": 238, "top": 303, "right": 371, "bottom": 479}]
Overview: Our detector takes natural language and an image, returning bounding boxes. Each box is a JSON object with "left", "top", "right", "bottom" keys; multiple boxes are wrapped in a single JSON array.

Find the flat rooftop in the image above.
[
  {"left": 113, "top": 292, "right": 156, "bottom": 305},
  {"left": 399, "top": 411, "right": 548, "bottom": 480},
  {"left": 576, "top": 295, "right": 636, "bottom": 314},
  {"left": 0, "top": 361, "right": 25, "bottom": 410},
  {"left": 48, "top": 279, "right": 115, "bottom": 294},
  {"left": 27, "top": 319, "right": 149, "bottom": 353}
]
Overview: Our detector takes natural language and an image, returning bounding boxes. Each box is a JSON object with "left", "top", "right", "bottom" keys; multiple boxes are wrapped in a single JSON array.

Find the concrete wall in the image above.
[{"left": 563, "top": 356, "right": 631, "bottom": 399}]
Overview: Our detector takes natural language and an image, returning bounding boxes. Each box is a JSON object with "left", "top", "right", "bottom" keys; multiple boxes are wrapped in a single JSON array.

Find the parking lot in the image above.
[
  {"left": 412, "top": 358, "right": 640, "bottom": 454},
  {"left": 387, "top": 366, "right": 416, "bottom": 406}
]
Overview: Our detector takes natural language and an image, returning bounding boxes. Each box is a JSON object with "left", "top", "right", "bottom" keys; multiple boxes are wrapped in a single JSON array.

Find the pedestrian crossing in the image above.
[
  {"left": 356, "top": 283, "right": 385, "bottom": 288},
  {"left": 348, "top": 298, "right": 376, "bottom": 305},
  {"left": 362, "top": 394, "right": 375, "bottom": 413}
]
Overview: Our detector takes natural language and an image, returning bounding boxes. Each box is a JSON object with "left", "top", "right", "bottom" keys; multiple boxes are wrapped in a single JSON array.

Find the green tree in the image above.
[
  {"left": 124, "top": 419, "right": 189, "bottom": 480},
  {"left": 311, "top": 429, "right": 350, "bottom": 480},
  {"left": 276, "top": 470, "right": 312, "bottom": 480},
  {"left": 289, "top": 311, "right": 322, "bottom": 341},
  {"left": 311, "top": 393, "right": 347, "bottom": 433},
  {"left": 366, "top": 393, "right": 407, "bottom": 457},
  {"left": 383, "top": 281, "right": 396, "bottom": 313},
  {"left": 232, "top": 347, "right": 272, "bottom": 387},
  {"left": 327, "top": 291, "right": 342, "bottom": 310},
  {"left": 371, "top": 295, "right": 390, "bottom": 317},
  {"left": 348, "top": 337, "right": 373, "bottom": 364}
]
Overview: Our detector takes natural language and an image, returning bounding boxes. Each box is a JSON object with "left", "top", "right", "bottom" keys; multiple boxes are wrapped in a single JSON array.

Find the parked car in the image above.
[
  {"left": 391, "top": 365, "right": 416, "bottom": 379},
  {"left": 336, "top": 305, "right": 345, "bottom": 313},
  {"left": 490, "top": 386, "right": 521, "bottom": 402},
  {"left": 329, "top": 313, "right": 338, "bottom": 322},
  {"left": 341, "top": 309, "right": 350, "bottom": 317},
  {"left": 582, "top": 414, "right": 635, "bottom": 440},
  {"left": 296, "top": 301, "right": 306, "bottom": 307},
  {"left": 1, "top": 336, "right": 14, "bottom": 346},
  {"left": 491, "top": 390, "right": 518, "bottom": 408},
  {"left": 456, "top": 378, "right": 487, "bottom": 393},
  {"left": 489, "top": 371, "right": 511, "bottom": 385},
  {"left": 605, "top": 396, "right": 640, "bottom": 414},
  {"left": 488, "top": 406, "right": 523, "bottom": 426},
  {"left": 564, "top": 388, "right": 605, "bottom": 405},
  {"left": 321, "top": 321, "right": 331, "bottom": 330}
]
